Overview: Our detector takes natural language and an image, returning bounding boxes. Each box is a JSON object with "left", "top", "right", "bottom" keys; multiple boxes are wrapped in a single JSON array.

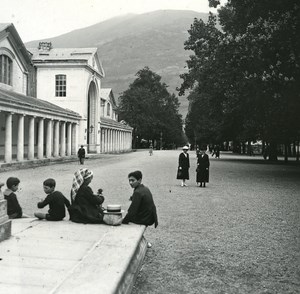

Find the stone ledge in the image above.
[{"left": 0, "top": 219, "right": 11, "bottom": 242}]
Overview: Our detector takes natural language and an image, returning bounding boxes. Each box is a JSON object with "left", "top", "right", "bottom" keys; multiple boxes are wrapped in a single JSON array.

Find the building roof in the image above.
[
  {"left": 100, "top": 117, "right": 132, "bottom": 130},
  {"left": 0, "top": 23, "right": 32, "bottom": 66},
  {"left": 99, "top": 88, "right": 112, "bottom": 100},
  {"left": 27, "top": 47, "right": 98, "bottom": 61},
  {"left": 0, "top": 87, "right": 80, "bottom": 120}
]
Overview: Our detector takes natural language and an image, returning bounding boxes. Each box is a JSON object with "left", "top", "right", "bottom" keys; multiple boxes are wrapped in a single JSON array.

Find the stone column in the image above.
[
  {"left": 60, "top": 122, "right": 66, "bottom": 156},
  {"left": 46, "top": 120, "right": 52, "bottom": 158},
  {"left": 28, "top": 116, "right": 35, "bottom": 160},
  {"left": 67, "top": 122, "right": 72, "bottom": 156},
  {"left": 53, "top": 121, "right": 60, "bottom": 157},
  {"left": 71, "top": 123, "right": 78, "bottom": 155},
  {"left": 4, "top": 112, "right": 12, "bottom": 163},
  {"left": 37, "top": 117, "right": 44, "bottom": 159},
  {"left": 17, "top": 114, "right": 24, "bottom": 161}
]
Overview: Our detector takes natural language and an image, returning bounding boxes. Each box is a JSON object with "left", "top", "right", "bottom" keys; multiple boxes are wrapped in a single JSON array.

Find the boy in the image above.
[
  {"left": 3, "top": 177, "right": 23, "bottom": 219},
  {"left": 34, "top": 178, "right": 70, "bottom": 221},
  {"left": 122, "top": 170, "right": 158, "bottom": 228}
]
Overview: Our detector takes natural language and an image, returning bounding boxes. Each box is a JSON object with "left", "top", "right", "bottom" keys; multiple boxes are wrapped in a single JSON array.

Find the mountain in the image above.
[{"left": 26, "top": 10, "right": 210, "bottom": 118}]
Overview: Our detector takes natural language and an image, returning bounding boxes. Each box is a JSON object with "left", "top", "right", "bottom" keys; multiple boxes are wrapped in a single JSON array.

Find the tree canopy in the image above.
[
  {"left": 118, "top": 67, "right": 184, "bottom": 148},
  {"left": 179, "top": 0, "right": 300, "bottom": 158}
]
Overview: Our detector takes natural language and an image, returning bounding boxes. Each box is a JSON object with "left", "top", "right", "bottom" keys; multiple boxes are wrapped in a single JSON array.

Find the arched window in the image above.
[
  {"left": 107, "top": 102, "right": 111, "bottom": 116},
  {"left": 55, "top": 74, "right": 66, "bottom": 97},
  {"left": 0, "top": 54, "right": 13, "bottom": 85}
]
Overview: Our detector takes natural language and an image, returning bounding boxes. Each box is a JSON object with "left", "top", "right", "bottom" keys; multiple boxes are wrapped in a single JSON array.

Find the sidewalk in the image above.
[{"left": 0, "top": 218, "right": 147, "bottom": 294}]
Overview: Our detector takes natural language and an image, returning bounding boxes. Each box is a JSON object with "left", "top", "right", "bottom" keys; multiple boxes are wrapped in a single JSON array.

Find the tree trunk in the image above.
[
  {"left": 247, "top": 141, "right": 252, "bottom": 156},
  {"left": 268, "top": 142, "right": 278, "bottom": 161}
]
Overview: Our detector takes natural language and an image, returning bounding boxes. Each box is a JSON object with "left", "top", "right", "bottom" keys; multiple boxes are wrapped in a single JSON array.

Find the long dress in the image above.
[
  {"left": 196, "top": 153, "right": 210, "bottom": 183},
  {"left": 176, "top": 152, "right": 190, "bottom": 180},
  {"left": 69, "top": 185, "right": 104, "bottom": 224}
]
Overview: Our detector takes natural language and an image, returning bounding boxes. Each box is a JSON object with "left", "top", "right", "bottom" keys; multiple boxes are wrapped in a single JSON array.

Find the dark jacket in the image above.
[
  {"left": 38, "top": 191, "right": 70, "bottom": 221},
  {"left": 69, "top": 185, "right": 104, "bottom": 224},
  {"left": 196, "top": 153, "right": 210, "bottom": 183},
  {"left": 177, "top": 152, "right": 190, "bottom": 180},
  {"left": 122, "top": 184, "right": 158, "bottom": 228},
  {"left": 4, "top": 189, "right": 22, "bottom": 218},
  {"left": 77, "top": 147, "right": 86, "bottom": 158}
]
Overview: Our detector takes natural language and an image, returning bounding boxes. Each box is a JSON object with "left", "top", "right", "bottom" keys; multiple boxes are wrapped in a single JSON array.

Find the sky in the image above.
[{"left": 1, "top": 0, "right": 221, "bottom": 42}]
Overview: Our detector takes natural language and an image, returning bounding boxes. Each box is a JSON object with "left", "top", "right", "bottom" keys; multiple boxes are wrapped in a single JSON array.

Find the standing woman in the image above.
[
  {"left": 196, "top": 146, "right": 210, "bottom": 187},
  {"left": 177, "top": 146, "right": 190, "bottom": 187}
]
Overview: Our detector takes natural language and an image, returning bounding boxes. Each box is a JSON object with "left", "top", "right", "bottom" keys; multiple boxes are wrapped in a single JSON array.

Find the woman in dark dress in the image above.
[
  {"left": 196, "top": 147, "right": 210, "bottom": 187},
  {"left": 177, "top": 146, "right": 190, "bottom": 187},
  {"left": 69, "top": 168, "right": 105, "bottom": 224}
]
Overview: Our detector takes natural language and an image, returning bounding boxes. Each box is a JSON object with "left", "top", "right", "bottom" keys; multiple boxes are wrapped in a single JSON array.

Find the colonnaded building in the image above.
[{"left": 0, "top": 23, "right": 132, "bottom": 164}]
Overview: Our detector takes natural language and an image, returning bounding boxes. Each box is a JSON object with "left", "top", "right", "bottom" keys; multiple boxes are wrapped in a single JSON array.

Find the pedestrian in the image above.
[
  {"left": 122, "top": 170, "right": 158, "bottom": 247},
  {"left": 69, "top": 168, "right": 105, "bottom": 224},
  {"left": 196, "top": 146, "right": 210, "bottom": 187},
  {"left": 149, "top": 144, "right": 153, "bottom": 156},
  {"left": 176, "top": 145, "right": 190, "bottom": 187},
  {"left": 34, "top": 178, "right": 71, "bottom": 221},
  {"left": 3, "top": 177, "right": 23, "bottom": 219},
  {"left": 77, "top": 145, "right": 86, "bottom": 165}
]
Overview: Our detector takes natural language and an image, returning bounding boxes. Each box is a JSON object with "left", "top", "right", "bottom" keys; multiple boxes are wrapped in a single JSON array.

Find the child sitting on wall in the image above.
[
  {"left": 34, "top": 178, "right": 70, "bottom": 221},
  {"left": 3, "top": 177, "right": 23, "bottom": 219}
]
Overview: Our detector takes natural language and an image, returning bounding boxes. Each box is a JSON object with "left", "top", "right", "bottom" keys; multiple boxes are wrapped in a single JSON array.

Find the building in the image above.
[
  {"left": 0, "top": 24, "right": 80, "bottom": 163},
  {"left": 0, "top": 23, "right": 132, "bottom": 164}
]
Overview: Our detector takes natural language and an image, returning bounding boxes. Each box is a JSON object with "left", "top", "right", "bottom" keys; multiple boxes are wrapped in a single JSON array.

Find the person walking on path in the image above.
[
  {"left": 176, "top": 146, "right": 190, "bottom": 187},
  {"left": 149, "top": 144, "right": 154, "bottom": 156},
  {"left": 196, "top": 146, "right": 210, "bottom": 187},
  {"left": 77, "top": 145, "right": 86, "bottom": 165}
]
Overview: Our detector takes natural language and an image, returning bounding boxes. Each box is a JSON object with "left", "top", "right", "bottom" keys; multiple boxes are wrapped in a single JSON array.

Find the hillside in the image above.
[{"left": 26, "top": 10, "right": 210, "bottom": 118}]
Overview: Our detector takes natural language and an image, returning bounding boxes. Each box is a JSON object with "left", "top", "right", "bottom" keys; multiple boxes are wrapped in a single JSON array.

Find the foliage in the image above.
[
  {"left": 118, "top": 67, "right": 184, "bottom": 147},
  {"left": 179, "top": 0, "right": 300, "bottom": 158}
]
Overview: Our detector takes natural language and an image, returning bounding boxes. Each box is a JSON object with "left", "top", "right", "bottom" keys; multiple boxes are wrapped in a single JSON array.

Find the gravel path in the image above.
[{"left": 1, "top": 150, "right": 299, "bottom": 293}]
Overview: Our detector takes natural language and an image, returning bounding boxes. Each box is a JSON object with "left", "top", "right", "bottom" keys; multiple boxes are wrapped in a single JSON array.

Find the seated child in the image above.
[
  {"left": 34, "top": 178, "right": 71, "bottom": 221},
  {"left": 3, "top": 177, "right": 23, "bottom": 219}
]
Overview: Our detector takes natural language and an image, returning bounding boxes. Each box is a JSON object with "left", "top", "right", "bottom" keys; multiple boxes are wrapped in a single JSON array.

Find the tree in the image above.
[
  {"left": 179, "top": 0, "right": 300, "bottom": 160},
  {"left": 118, "top": 67, "right": 184, "bottom": 148}
]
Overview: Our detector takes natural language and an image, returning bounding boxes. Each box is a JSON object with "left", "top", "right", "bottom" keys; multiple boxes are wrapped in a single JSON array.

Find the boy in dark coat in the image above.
[
  {"left": 77, "top": 145, "right": 86, "bottom": 165},
  {"left": 34, "top": 178, "right": 70, "bottom": 221},
  {"left": 3, "top": 177, "right": 23, "bottom": 219},
  {"left": 122, "top": 170, "right": 158, "bottom": 229}
]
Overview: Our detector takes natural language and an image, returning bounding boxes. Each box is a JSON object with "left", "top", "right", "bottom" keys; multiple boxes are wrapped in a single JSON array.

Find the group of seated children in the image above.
[{"left": 1, "top": 169, "right": 158, "bottom": 230}]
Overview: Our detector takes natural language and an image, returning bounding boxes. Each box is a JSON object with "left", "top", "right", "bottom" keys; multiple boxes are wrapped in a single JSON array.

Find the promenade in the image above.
[{"left": 0, "top": 150, "right": 299, "bottom": 293}]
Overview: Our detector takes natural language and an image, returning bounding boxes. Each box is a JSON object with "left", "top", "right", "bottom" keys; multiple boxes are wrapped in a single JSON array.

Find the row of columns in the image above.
[
  {"left": 3, "top": 112, "right": 78, "bottom": 163},
  {"left": 100, "top": 127, "right": 132, "bottom": 153}
]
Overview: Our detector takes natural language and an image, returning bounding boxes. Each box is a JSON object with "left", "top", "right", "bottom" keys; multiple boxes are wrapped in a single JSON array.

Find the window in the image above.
[
  {"left": 107, "top": 102, "right": 111, "bottom": 116},
  {"left": 101, "top": 99, "right": 105, "bottom": 116},
  {"left": 55, "top": 74, "right": 66, "bottom": 97},
  {"left": 0, "top": 55, "right": 12, "bottom": 85}
]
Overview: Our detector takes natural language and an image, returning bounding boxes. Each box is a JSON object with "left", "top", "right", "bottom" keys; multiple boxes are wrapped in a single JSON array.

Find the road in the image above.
[{"left": 1, "top": 150, "right": 300, "bottom": 293}]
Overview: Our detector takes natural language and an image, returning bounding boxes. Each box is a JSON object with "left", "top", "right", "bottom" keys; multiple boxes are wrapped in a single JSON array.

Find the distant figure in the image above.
[
  {"left": 77, "top": 145, "right": 86, "bottom": 165},
  {"left": 263, "top": 145, "right": 270, "bottom": 160},
  {"left": 34, "top": 178, "right": 70, "bottom": 221},
  {"left": 177, "top": 146, "right": 190, "bottom": 187},
  {"left": 3, "top": 177, "right": 23, "bottom": 219},
  {"left": 196, "top": 147, "right": 210, "bottom": 187},
  {"left": 122, "top": 170, "right": 158, "bottom": 228},
  {"left": 212, "top": 145, "right": 220, "bottom": 158},
  {"left": 149, "top": 144, "right": 153, "bottom": 156}
]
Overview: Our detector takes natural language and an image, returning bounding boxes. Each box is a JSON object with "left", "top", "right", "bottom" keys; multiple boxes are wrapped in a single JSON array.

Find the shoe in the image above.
[
  {"left": 184, "top": 184, "right": 187, "bottom": 187},
  {"left": 147, "top": 242, "right": 152, "bottom": 248},
  {"left": 181, "top": 183, "right": 184, "bottom": 187}
]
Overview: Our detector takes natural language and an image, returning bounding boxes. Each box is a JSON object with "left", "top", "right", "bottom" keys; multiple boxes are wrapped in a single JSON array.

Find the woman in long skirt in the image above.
[{"left": 177, "top": 146, "right": 190, "bottom": 187}]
